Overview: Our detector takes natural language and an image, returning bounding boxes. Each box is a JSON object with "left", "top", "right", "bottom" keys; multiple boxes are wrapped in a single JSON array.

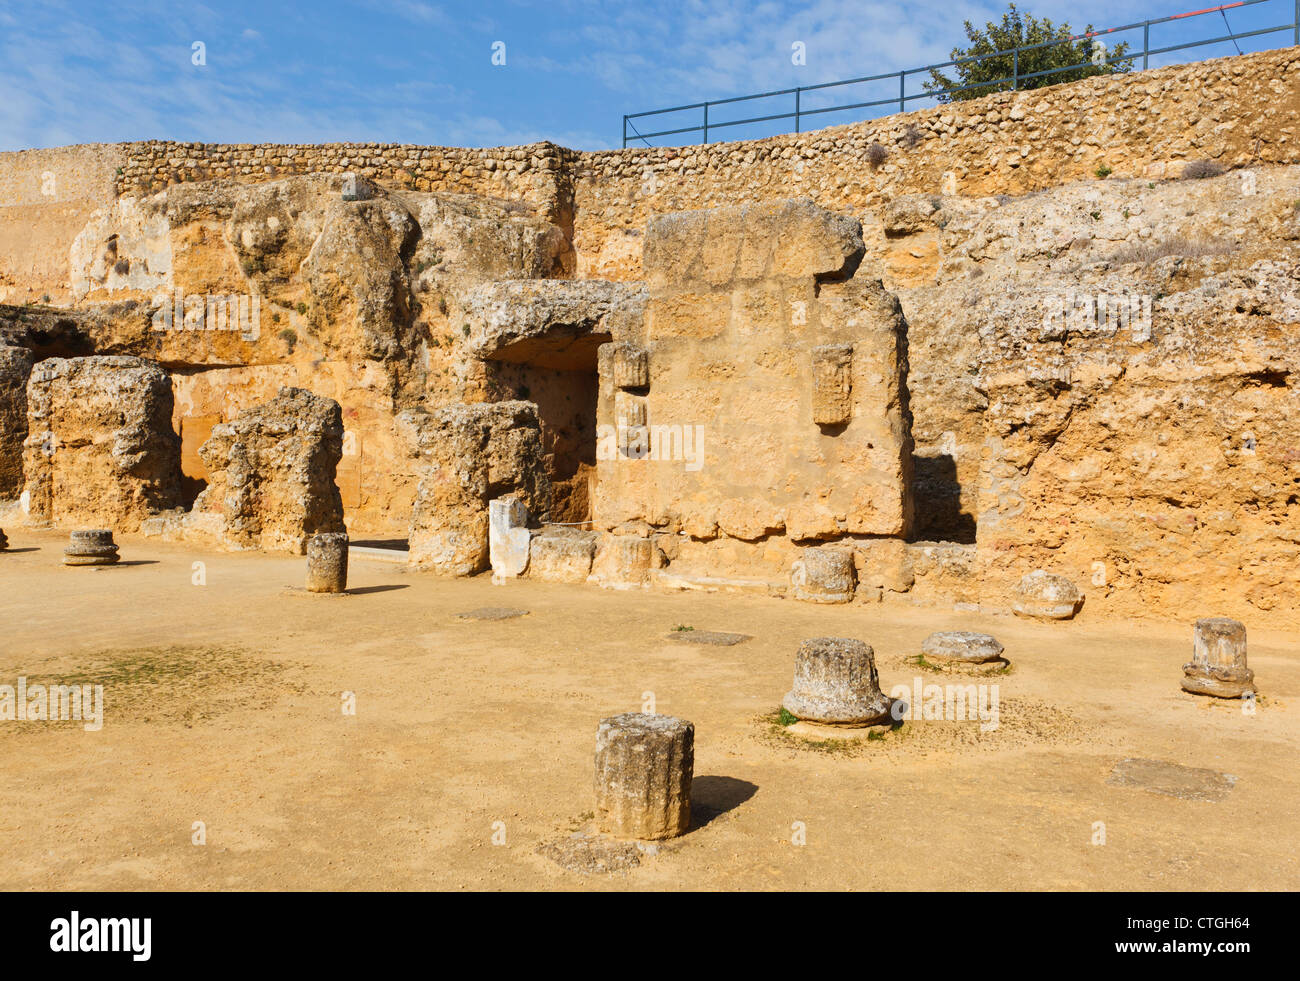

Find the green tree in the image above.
[{"left": 924, "top": 3, "right": 1133, "bottom": 103}]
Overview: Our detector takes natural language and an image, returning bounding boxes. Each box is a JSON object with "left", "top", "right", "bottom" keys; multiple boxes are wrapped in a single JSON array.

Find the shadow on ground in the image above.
[{"left": 690, "top": 775, "right": 758, "bottom": 830}]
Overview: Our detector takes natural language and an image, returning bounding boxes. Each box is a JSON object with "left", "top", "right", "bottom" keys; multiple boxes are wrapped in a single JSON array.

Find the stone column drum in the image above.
[
  {"left": 790, "top": 546, "right": 856, "bottom": 604},
  {"left": 306, "top": 532, "right": 349, "bottom": 593},
  {"left": 63, "top": 529, "right": 119, "bottom": 566},
  {"left": 594, "top": 713, "right": 694, "bottom": 840},
  {"left": 783, "top": 637, "right": 893, "bottom": 726},
  {"left": 1012, "top": 570, "right": 1083, "bottom": 620},
  {"left": 1182, "top": 618, "right": 1255, "bottom": 698}
]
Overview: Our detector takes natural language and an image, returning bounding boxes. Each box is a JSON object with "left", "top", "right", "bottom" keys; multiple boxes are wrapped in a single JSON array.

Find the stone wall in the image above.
[
  {"left": 592, "top": 199, "right": 914, "bottom": 587},
  {"left": 570, "top": 47, "right": 1300, "bottom": 280},
  {"left": 114, "top": 141, "right": 570, "bottom": 227},
  {"left": 4, "top": 47, "right": 1295, "bottom": 295}
]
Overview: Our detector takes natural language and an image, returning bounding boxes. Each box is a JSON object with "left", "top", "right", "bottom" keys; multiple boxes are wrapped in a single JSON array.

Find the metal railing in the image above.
[{"left": 622, "top": 0, "right": 1299, "bottom": 147}]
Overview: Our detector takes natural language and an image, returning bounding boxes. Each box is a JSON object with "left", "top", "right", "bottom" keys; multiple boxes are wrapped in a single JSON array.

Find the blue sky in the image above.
[{"left": 0, "top": 0, "right": 1292, "bottom": 152}]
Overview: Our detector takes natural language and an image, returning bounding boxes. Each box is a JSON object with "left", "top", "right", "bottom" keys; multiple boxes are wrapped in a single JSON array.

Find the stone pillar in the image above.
[
  {"left": 1183, "top": 618, "right": 1255, "bottom": 698},
  {"left": 594, "top": 713, "right": 694, "bottom": 840},
  {"left": 306, "top": 532, "right": 349, "bottom": 593},
  {"left": 790, "top": 546, "right": 856, "bottom": 603},
  {"left": 63, "top": 529, "right": 120, "bottom": 566},
  {"left": 488, "top": 496, "right": 531, "bottom": 583},
  {"left": 783, "top": 637, "right": 893, "bottom": 726}
]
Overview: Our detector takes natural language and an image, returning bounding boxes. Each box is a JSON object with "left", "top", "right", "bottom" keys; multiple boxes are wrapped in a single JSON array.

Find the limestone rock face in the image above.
[
  {"left": 1183, "top": 617, "right": 1255, "bottom": 698},
  {"left": 642, "top": 198, "right": 864, "bottom": 288},
  {"left": 193, "top": 386, "right": 345, "bottom": 554},
  {"left": 0, "top": 345, "right": 34, "bottom": 498},
  {"left": 407, "top": 192, "right": 569, "bottom": 288},
  {"left": 904, "top": 173, "right": 1300, "bottom": 623},
  {"left": 782, "top": 637, "right": 893, "bottom": 726},
  {"left": 22, "top": 356, "right": 181, "bottom": 531},
  {"left": 300, "top": 195, "right": 419, "bottom": 365},
  {"left": 405, "top": 401, "right": 551, "bottom": 575},
  {"left": 1012, "top": 571, "right": 1083, "bottom": 620},
  {"left": 461, "top": 280, "right": 645, "bottom": 367},
  {"left": 882, "top": 194, "right": 943, "bottom": 237},
  {"left": 594, "top": 713, "right": 694, "bottom": 840}
]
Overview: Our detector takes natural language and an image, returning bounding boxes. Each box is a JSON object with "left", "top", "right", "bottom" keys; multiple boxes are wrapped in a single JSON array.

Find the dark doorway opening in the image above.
[{"left": 487, "top": 332, "right": 609, "bottom": 525}]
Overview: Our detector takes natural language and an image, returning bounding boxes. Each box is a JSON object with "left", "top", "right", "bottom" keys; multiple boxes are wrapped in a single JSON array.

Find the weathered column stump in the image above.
[
  {"left": 0, "top": 528, "right": 8, "bottom": 551},
  {"left": 594, "top": 713, "right": 694, "bottom": 840},
  {"left": 1012, "top": 570, "right": 1083, "bottom": 620},
  {"left": 306, "top": 532, "right": 349, "bottom": 593},
  {"left": 790, "top": 547, "right": 856, "bottom": 604},
  {"left": 922, "top": 631, "right": 1008, "bottom": 673},
  {"left": 1182, "top": 617, "right": 1255, "bottom": 698},
  {"left": 62, "top": 529, "right": 119, "bottom": 566},
  {"left": 783, "top": 637, "right": 893, "bottom": 726}
]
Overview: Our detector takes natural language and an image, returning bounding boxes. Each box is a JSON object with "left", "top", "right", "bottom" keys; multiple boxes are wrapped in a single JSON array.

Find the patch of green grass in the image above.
[
  {"left": 1094, "top": 164, "right": 1112, "bottom": 179},
  {"left": 672, "top": 624, "right": 694, "bottom": 632},
  {"left": 907, "top": 653, "right": 939, "bottom": 671},
  {"left": 778, "top": 707, "right": 798, "bottom": 727}
]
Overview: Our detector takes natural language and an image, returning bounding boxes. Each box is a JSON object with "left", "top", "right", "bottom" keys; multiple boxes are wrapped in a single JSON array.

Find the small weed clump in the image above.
[{"left": 1182, "top": 159, "right": 1226, "bottom": 180}]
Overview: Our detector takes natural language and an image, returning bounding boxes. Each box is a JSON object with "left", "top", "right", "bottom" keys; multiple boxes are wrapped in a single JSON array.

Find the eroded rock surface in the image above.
[
  {"left": 192, "top": 386, "right": 345, "bottom": 553},
  {"left": 22, "top": 355, "right": 180, "bottom": 531}
]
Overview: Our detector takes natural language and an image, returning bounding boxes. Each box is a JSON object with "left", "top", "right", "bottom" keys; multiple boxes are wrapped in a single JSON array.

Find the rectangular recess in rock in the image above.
[{"left": 812, "top": 344, "right": 853, "bottom": 425}]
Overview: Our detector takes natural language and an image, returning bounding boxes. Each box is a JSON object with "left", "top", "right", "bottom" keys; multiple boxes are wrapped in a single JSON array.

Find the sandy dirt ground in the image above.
[{"left": 1, "top": 526, "right": 1297, "bottom": 891}]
